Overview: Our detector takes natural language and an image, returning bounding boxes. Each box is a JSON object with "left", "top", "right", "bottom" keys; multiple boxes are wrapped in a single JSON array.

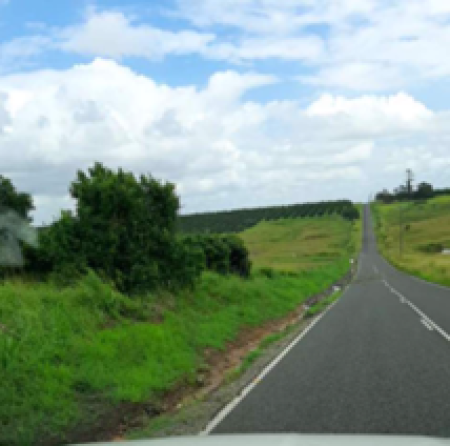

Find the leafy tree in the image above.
[
  {"left": 341, "top": 206, "right": 360, "bottom": 221},
  {"left": 376, "top": 180, "right": 449, "bottom": 203},
  {"left": 0, "top": 175, "right": 34, "bottom": 220},
  {"left": 375, "top": 189, "right": 395, "bottom": 204},
  {"left": 66, "top": 163, "right": 189, "bottom": 292},
  {"left": 393, "top": 185, "right": 409, "bottom": 201},
  {"left": 0, "top": 176, "right": 36, "bottom": 273},
  {"left": 414, "top": 182, "right": 434, "bottom": 199},
  {"left": 169, "top": 237, "right": 206, "bottom": 289},
  {"left": 42, "top": 211, "right": 87, "bottom": 284},
  {"left": 434, "top": 187, "right": 450, "bottom": 197}
]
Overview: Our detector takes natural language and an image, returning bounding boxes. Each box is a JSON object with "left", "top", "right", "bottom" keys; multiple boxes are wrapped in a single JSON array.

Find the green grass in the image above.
[
  {"left": 372, "top": 196, "right": 450, "bottom": 287},
  {"left": 0, "top": 272, "right": 146, "bottom": 445},
  {"left": 238, "top": 348, "right": 263, "bottom": 372},
  {"left": 1, "top": 258, "right": 352, "bottom": 445},
  {"left": 2, "top": 212, "right": 362, "bottom": 445},
  {"left": 240, "top": 215, "right": 359, "bottom": 273}
]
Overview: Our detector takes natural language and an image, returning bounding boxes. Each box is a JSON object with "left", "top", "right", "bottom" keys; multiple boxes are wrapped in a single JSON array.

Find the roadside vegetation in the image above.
[
  {"left": 225, "top": 327, "right": 297, "bottom": 383},
  {"left": 0, "top": 165, "right": 360, "bottom": 445},
  {"left": 1, "top": 262, "right": 352, "bottom": 445},
  {"left": 305, "top": 290, "right": 342, "bottom": 318},
  {"left": 372, "top": 195, "right": 450, "bottom": 287}
]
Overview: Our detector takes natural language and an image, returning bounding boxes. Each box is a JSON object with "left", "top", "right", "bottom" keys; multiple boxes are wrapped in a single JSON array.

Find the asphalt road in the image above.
[{"left": 211, "top": 204, "right": 450, "bottom": 436}]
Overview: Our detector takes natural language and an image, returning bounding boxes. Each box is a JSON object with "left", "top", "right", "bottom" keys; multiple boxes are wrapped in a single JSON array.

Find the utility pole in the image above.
[
  {"left": 406, "top": 168, "right": 414, "bottom": 197},
  {"left": 399, "top": 169, "right": 414, "bottom": 257}
]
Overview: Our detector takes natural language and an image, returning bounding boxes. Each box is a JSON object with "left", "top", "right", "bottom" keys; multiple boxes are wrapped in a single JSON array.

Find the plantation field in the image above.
[
  {"left": 241, "top": 215, "right": 359, "bottom": 272},
  {"left": 178, "top": 200, "right": 359, "bottom": 234},
  {"left": 372, "top": 196, "right": 450, "bottom": 286}
]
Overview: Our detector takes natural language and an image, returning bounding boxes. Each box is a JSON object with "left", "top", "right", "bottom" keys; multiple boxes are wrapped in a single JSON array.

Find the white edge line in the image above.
[
  {"left": 378, "top": 254, "right": 449, "bottom": 291},
  {"left": 200, "top": 288, "right": 347, "bottom": 435},
  {"left": 382, "top": 281, "right": 450, "bottom": 342}
]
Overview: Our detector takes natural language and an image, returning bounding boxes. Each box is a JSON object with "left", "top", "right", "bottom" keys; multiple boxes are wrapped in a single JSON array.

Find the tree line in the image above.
[
  {"left": 178, "top": 200, "right": 359, "bottom": 234},
  {"left": 375, "top": 181, "right": 450, "bottom": 204}
]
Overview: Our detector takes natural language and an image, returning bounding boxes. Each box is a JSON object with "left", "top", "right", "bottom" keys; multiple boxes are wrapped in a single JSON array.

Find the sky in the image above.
[{"left": 1, "top": 0, "right": 450, "bottom": 224}]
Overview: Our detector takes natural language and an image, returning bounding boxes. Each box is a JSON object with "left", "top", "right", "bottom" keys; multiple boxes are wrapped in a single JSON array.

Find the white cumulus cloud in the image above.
[
  {"left": 0, "top": 59, "right": 447, "bottom": 224},
  {"left": 59, "top": 10, "right": 215, "bottom": 60},
  {"left": 306, "top": 93, "right": 432, "bottom": 123}
]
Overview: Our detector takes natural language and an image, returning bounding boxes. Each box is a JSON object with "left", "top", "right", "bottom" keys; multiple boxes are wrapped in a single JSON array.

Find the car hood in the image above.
[{"left": 74, "top": 434, "right": 450, "bottom": 446}]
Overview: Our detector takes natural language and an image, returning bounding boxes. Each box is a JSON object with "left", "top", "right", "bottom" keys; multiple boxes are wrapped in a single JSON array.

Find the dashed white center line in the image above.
[
  {"left": 373, "top": 265, "right": 379, "bottom": 274},
  {"left": 392, "top": 288, "right": 404, "bottom": 301},
  {"left": 421, "top": 319, "right": 433, "bottom": 331},
  {"left": 406, "top": 300, "right": 450, "bottom": 342},
  {"left": 383, "top": 280, "right": 450, "bottom": 342}
]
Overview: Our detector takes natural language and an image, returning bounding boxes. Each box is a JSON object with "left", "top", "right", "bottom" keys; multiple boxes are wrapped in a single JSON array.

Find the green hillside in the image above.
[
  {"left": 241, "top": 215, "right": 360, "bottom": 272},
  {"left": 372, "top": 196, "right": 450, "bottom": 286}
]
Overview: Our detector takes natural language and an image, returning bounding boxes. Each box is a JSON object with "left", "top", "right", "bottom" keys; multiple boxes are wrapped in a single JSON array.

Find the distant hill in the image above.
[{"left": 178, "top": 200, "right": 358, "bottom": 234}]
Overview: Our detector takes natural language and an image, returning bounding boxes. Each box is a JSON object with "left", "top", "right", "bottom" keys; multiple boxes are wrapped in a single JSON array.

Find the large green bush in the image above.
[
  {"left": 26, "top": 163, "right": 204, "bottom": 293},
  {"left": 182, "top": 234, "right": 251, "bottom": 278}
]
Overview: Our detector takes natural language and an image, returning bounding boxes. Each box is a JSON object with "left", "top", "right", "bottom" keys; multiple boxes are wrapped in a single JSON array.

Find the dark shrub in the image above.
[
  {"left": 418, "top": 243, "right": 443, "bottom": 254},
  {"left": 181, "top": 233, "right": 251, "bottom": 277},
  {"left": 222, "top": 235, "right": 251, "bottom": 277}
]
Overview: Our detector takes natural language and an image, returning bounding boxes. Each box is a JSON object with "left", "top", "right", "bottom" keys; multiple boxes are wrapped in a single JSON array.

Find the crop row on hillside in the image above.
[{"left": 178, "top": 200, "right": 359, "bottom": 234}]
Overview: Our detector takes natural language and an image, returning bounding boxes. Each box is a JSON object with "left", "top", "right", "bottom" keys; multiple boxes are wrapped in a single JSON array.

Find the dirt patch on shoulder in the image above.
[{"left": 198, "top": 304, "right": 305, "bottom": 398}]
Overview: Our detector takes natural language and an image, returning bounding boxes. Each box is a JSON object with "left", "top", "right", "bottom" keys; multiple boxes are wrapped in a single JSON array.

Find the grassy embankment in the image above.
[
  {"left": 372, "top": 196, "right": 450, "bottom": 286},
  {"left": 1, "top": 214, "right": 360, "bottom": 446},
  {"left": 242, "top": 213, "right": 361, "bottom": 272}
]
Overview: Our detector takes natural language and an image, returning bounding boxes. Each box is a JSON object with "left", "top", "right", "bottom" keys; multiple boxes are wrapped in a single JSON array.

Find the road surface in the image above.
[{"left": 211, "top": 205, "right": 450, "bottom": 436}]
